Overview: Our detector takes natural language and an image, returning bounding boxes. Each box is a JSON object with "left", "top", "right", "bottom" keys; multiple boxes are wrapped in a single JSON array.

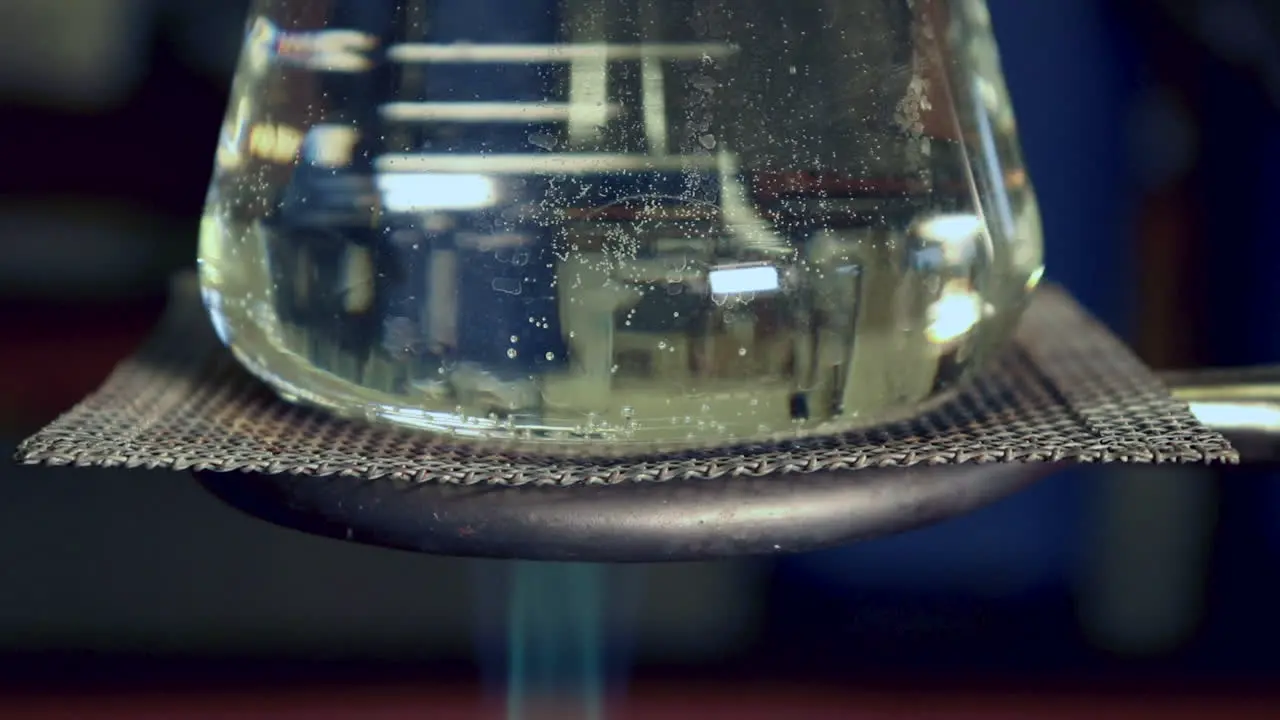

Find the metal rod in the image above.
[{"left": 1161, "top": 365, "right": 1280, "bottom": 461}]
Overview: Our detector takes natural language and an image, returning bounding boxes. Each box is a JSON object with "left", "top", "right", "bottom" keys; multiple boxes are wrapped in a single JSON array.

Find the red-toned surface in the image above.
[
  {"left": 2, "top": 685, "right": 1276, "bottom": 720},
  {"left": 0, "top": 297, "right": 165, "bottom": 429}
]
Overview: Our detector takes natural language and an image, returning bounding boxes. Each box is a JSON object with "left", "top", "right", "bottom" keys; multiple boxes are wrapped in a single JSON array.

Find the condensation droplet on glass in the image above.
[
  {"left": 491, "top": 277, "right": 522, "bottom": 295},
  {"left": 527, "top": 132, "right": 558, "bottom": 150},
  {"left": 691, "top": 74, "right": 717, "bottom": 92}
]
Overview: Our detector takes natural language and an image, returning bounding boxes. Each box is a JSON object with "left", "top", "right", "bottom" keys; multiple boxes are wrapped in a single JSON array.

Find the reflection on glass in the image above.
[{"left": 198, "top": 0, "right": 1044, "bottom": 450}]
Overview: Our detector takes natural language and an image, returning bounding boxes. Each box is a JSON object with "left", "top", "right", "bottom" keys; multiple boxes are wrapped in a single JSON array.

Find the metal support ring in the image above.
[{"left": 195, "top": 365, "right": 1280, "bottom": 562}]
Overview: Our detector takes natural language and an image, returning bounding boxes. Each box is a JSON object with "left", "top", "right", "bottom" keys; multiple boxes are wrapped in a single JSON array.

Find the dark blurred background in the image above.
[{"left": 3, "top": 0, "right": 1280, "bottom": 717}]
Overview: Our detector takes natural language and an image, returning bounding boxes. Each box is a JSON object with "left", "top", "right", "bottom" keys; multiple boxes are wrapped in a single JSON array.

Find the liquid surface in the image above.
[{"left": 199, "top": 0, "right": 1044, "bottom": 450}]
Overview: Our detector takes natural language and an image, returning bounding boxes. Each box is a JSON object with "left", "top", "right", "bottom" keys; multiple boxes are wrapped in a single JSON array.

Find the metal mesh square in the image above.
[{"left": 15, "top": 275, "right": 1237, "bottom": 485}]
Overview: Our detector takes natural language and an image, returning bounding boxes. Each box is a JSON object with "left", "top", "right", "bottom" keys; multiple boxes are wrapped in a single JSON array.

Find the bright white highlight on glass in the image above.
[
  {"left": 1026, "top": 265, "right": 1046, "bottom": 291},
  {"left": 378, "top": 173, "right": 500, "bottom": 212},
  {"left": 708, "top": 265, "right": 781, "bottom": 295},
  {"left": 303, "top": 125, "right": 360, "bottom": 168},
  {"left": 916, "top": 213, "right": 984, "bottom": 264},
  {"left": 387, "top": 43, "right": 739, "bottom": 64},
  {"left": 926, "top": 287, "right": 984, "bottom": 345},
  {"left": 380, "top": 101, "right": 620, "bottom": 123}
]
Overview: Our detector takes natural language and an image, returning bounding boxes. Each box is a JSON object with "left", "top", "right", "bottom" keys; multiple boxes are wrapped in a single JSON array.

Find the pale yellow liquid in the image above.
[{"left": 198, "top": 0, "right": 1043, "bottom": 451}]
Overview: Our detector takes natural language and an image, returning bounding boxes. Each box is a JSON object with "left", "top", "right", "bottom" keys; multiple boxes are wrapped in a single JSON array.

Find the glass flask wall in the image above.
[{"left": 198, "top": 0, "right": 1044, "bottom": 449}]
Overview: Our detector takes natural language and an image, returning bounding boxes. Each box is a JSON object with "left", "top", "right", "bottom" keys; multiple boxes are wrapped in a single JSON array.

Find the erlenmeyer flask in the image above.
[{"left": 198, "top": 0, "right": 1044, "bottom": 450}]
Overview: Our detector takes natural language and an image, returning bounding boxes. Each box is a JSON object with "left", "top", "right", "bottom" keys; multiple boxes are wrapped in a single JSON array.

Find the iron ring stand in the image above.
[{"left": 195, "top": 366, "right": 1280, "bottom": 564}]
